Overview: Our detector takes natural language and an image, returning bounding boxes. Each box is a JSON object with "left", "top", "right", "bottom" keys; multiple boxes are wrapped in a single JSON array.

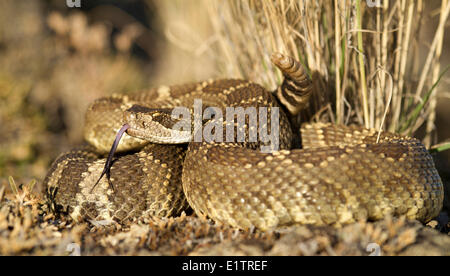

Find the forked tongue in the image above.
[{"left": 91, "top": 123, "right": 130, "bottom": 192}]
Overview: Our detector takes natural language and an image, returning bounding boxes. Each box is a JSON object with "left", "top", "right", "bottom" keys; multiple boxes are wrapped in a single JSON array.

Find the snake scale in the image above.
[{"left": 44, "top": 53, "right": 444, "bottom": 230}]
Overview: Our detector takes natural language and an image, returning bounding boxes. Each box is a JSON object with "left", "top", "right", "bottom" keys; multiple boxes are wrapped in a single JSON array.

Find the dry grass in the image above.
[
  {"left": 157, "top": 0, "right": 449, "bottom": 149},
  {"left": 1, "top": 177, "right": 448, "bottom": 255}
]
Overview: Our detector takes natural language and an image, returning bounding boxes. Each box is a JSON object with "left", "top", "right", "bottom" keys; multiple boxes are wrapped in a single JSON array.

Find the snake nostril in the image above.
[{"left": 125, "top": 113, "right": 135, "bottom": 123}]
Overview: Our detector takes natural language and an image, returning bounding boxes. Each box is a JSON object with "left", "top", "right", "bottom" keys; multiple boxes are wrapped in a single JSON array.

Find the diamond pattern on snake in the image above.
[{"left": 44, "top": 53, "right": 444, "bottom": 230}]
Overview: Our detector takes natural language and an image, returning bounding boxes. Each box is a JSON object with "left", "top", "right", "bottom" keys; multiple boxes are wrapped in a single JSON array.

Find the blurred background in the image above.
[
  {"left": 0, "top": 0, "right": 218, "bottom": 188},
  {"left": 0, "top": 0, "right": 448, "bottom": 206}
]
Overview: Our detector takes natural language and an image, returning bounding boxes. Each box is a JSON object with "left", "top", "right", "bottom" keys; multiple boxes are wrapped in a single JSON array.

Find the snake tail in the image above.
[{"left": 271, "top": 53, "right": 313, "bottom": 116}]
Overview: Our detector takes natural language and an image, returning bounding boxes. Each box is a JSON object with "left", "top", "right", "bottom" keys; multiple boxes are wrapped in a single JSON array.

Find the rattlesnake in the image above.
[{"left": 44, "top": 53, "right": 444, "bottom": 230}]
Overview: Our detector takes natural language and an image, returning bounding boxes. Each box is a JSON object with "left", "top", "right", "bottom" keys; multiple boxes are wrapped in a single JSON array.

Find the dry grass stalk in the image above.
[
  {"left": 158, "top": 0, "right": 448, "bottom": 147},
  {"left": 423, "top": 0, "right": 449, "bottom": 147}
]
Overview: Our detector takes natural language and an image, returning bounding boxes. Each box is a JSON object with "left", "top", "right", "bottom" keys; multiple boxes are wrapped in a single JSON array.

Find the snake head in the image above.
[
  {"left": 124, "top": 104, "right": 191, "bottom": 144},
  {"left": 92, "top": 105, "right": 192, "bottom": 192}
]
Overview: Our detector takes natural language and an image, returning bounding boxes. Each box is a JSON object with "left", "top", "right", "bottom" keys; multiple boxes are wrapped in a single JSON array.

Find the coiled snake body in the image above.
[{"left": 44, "top": 53, "right": 443, "bottom": 230}]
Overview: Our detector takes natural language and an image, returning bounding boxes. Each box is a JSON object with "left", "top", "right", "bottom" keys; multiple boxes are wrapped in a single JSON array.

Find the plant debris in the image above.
[{"left": 0, "top": 179, "right": 448, "bottom": 256}]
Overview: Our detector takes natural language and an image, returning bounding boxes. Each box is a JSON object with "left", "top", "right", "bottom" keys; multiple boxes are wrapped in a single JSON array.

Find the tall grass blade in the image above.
[{"left": 399, "top": 65, "right": 450, "bottom": 134}]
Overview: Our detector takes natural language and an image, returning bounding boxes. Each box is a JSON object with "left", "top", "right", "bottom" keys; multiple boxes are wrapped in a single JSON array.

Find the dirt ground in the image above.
[{"left": 0, "top": 181, "right": 449, "bottom": 256}]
